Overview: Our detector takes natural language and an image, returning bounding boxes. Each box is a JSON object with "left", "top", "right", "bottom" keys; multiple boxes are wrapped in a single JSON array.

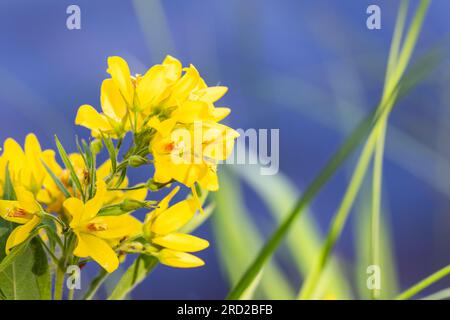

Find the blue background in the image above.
[{"left": 0, "top": 0, "right": 449, "bottom": 299}]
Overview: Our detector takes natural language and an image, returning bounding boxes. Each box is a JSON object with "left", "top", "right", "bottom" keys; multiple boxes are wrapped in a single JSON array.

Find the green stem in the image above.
[
  {"left": 298, "top": 0, "right": 430, "bottom": 300},
  {"left": 395, "top": 265, "right": 450, "bottom": 300},
  {"left": 83, "top": 269, "right": 109, "bottom": 300},
  {"left": 298, "top": 131, "right": 378, "bottom": 299},
  {"left": 54, "top": 266, "right": 65, "bottom": 300}
]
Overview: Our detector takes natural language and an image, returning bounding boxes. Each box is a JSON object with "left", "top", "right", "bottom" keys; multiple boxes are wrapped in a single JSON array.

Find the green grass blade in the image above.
[
  {"left": 395, "top": 265, "right": 450, "bottom": 300},
  {"left": 354, "top": 183, "right": 399, "bottom": 299},
  {"left": 227, "top": 41, "right": 439, "bottom": 299},
  {"left": 108, "top": 255, "right": 158, "bottom": 300},
  {"left": 233, "top": 164, "right": 352, "bottom": 299},
  {"left": 214, "top": 169, "right": 294, "bottom": 299}
]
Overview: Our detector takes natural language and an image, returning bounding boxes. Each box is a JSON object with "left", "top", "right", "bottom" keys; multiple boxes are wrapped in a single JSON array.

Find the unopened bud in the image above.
[
  {"left": 128, "top": 155, "right": 148, "bottom": 167},
  {"left": 90, "top": 139, "right": 103, "bottom": 155},
  {"left": 120, "top": 199, "right": 146, "bottom": 211}
]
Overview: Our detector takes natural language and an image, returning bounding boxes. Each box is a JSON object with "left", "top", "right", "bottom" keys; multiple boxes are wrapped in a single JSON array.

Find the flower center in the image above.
[
  {"left": 7, "top": 208, "right": 33, "bottom": 219},
  {"left": 86, "top": 223, "right": 108, "bottom": 232}
]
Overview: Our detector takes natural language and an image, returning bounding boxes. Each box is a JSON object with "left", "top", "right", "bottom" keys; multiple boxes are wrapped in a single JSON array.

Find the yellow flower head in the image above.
[
  {"left": 150, "top": 121, "right": 239, "bottom": 191},
  {"left": 0, "top": 187, "right": 41, "bottom": 253},
  {"left": 63, "top": 180, "right": 142, "bottom": 273},
  {"left": 143, "top": 186, "right": 209, "bottom": 268},
  {"left": 0, "top": 133, "right": 50, "bottom": 195}
]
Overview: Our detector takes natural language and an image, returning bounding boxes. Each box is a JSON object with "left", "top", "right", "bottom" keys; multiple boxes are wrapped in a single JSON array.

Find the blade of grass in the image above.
[
  {"left": 421, "top": 288, "right": 450, "bottom": 300},
  {"left": 214, "top": 169, "right": 294, "bottom": 299},
  {"left": 298, "top": 0, "right": 430, "bottom": 300},
  {"left": 395, "top": 265, "right": 450, "bottom": 300},
  {"left": 233, "top": 164, "right": 352, "bottom": 299},
  {"left": 355, "top": 182, "right": 399, "bottom": 299},
  {"left": 369, "top": 0, "right": 409, "bottom": 299},
  {"left": 227, "top": 5, "right": 436, "bottom": 299}
]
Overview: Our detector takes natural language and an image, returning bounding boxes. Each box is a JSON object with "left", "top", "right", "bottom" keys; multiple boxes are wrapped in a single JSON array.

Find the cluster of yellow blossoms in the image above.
[{"left": 0, "top": 56, "right": 238, "bottom": 273}]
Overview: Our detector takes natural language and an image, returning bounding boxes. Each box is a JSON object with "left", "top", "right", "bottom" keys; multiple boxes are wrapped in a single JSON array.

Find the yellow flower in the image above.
[
  {"left": 75, "top": 78, "right": 128, "bottom": 138},
  {"left": 76, "top": 55, "right": 182, "bottom": 137},
  {"left": 0, "top": 187, "right": 42, "bottom": 254},
  {"left": 63, "top": 180, "right": 142, "bottom": 273},
  {"left": 0, "top": 134, "right": 49, "bottom": 195},
  {"left": 150, "top": 121, "right": 239, "bottom": 191},
  {"left": 143, "top": 186, "right": 209, "bottom": 268}
]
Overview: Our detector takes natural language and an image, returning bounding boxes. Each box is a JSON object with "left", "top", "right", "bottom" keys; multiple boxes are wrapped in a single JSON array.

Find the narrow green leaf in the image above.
[
  {"left": 41, "top": 160, "right": 71, "bottom": 198},
  {"left": 214, "top": 170, "right": 294, "bottom": 299},
  {"left": 55, "top": 135, "right": 84, "bottom": 200},
  {"left": 227, "top": 45, "right": 438, "bottom": 299},
  {"left": 102, "top": 135, "right": 117, "bottom": 173},
  {"left": 3, "top": 164, "right": 16, "bottom": 201},
  {"left": 108, "top": 255, "right": 158, "bottom": 300},
  {"left": 233, "top": 165, "right": 352, "bottom": 299}
]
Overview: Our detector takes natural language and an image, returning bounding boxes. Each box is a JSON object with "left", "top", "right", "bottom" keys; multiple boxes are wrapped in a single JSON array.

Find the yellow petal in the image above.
[
  {"left": 83, "top": 179, "right": 107, "bottom": 221},
  {"left": 64, "top": 197, "right": 85, "bottom": 228},
  {"left": 0, "top": 200, "right": 27, "bottom": 224},
  {"left": 74, "top": 233, "right": 119, "bottom": 273},
  {"left": 3, "top": 138, "right": 25, "bottom": 178},
  {"left": 212, "top": 107, "right": 231, "bottom": 122},
  {"left": 173, "top": 100, "right": 210, "bottom": 123},
  {"left": 196, "top": 86, "right": 228, "bottom": 103},
  {"left": 25, "top": 133, "right": 45, "bottom": 186},
  {"left": 15, "top": 187, "right": 40, "bottom": 213},
  {"left": 5, "top": 215, "right": 40, "bottom": 254},
  {"left": 169, "top": 65, "right": 200, "bottom": 105},
  {"left": 162, "top": 55, "right": 182, "bottom": 81},
  {"left": 137, "top": 65, "right": 171, "bottom": 110},
  {"left": 152, "top": 233, "right": 209, "bottom": 252},
  {"left": 75, "top": 105, "right": 112, "bottom": 132},
  {"left": 107, "top": 56, "right": 134, "bottom": 106},
  {"left": 198, "top": 167, "right": 219, "bottom": 191},
  {"left": 123, "top": 188, "right": 148, "bottom": 203},
  {"left": 101, "top": 79, "right": 127, "bottom": 120},
  {"left": 151, "top": 199, "right": 196, "bottom": 235},
  {"left": 85, "top": 215, "right": 142, "bottom": 239},
  {"left": 157, "top": 249, "right": 205, "bottom": 268}
]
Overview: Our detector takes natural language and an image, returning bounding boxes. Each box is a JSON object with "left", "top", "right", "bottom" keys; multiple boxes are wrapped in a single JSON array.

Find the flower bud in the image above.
[
  {"left": 128, "top": 155, "right": 148, "bottom": 167},
  {"left": 90, "top": 139, "right": 103, "bottom": 155}
]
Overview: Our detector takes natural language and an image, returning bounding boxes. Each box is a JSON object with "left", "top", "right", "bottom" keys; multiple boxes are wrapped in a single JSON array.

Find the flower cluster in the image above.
[{"left": 0, "top": 56, "right": 238, "bottom": 274}]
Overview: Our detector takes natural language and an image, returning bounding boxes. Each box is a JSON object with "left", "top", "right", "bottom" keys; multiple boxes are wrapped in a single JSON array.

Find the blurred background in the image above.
[{"left": 0, "top": 0, "right": 449, "bottom": 299}]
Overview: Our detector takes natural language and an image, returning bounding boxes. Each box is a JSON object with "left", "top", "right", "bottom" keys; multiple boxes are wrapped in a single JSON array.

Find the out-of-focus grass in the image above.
[
  {"left": 212, "top": 169, "right": 294, "bottom": 299},
  {"left": 232, "top": 164, "right": 352, "bottom": 299},
  {"left": 354, "top": 183, "right": 399, "bottom": 299}
]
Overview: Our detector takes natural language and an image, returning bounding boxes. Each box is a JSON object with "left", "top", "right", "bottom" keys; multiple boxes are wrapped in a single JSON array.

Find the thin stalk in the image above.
[
  {"left": 395, "top": 265, "right": 450, "bottom": 300},
  {"left": 369, "top": 0, "right": 408, "bottom": 299},
  {"left": 298, "top": 0, "right": 430, "bottom": 300},
  {"left": 298, "top": 130, "right": 378, "bottom": 299},
  {"left": 54, "top": 266, "right": 65, "bottom": 300},
  {"left": 421, "top": 287, "right": 450, "bottom": 300},
  {"left": 83, "top": 269, "right": 109, "bottom": 300},
  {"left": 370, "top": 0, "right": 430, "bottom": 300}
]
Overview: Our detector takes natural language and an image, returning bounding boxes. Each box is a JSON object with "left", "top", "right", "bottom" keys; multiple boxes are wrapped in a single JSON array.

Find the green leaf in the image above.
[
  {"left": 3, "top": 164, "right": 16, "bottom": 200},
  {"left": 41, "top": 160, "right": 71, "bottom": 198},
  {"left": 108, "top": 255, "right": 158, "bottom": 300},
  {"left": 0, "top": 226, "right": 51, "bottom": 300},
  {"left": 102, "top": 135, "right": 117, "bottom": 173},
  {"left": 55, "top": 135, "right": 85, "bottom": 200},
  {"left": 233, "top": 164, "right": 352, "bottom": 299},
  {"left": 226, "top": 44, "right": 439, "bottom": 299},
  {"left": 213, "top": 170, "right": 294, "bottom": 299}
]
